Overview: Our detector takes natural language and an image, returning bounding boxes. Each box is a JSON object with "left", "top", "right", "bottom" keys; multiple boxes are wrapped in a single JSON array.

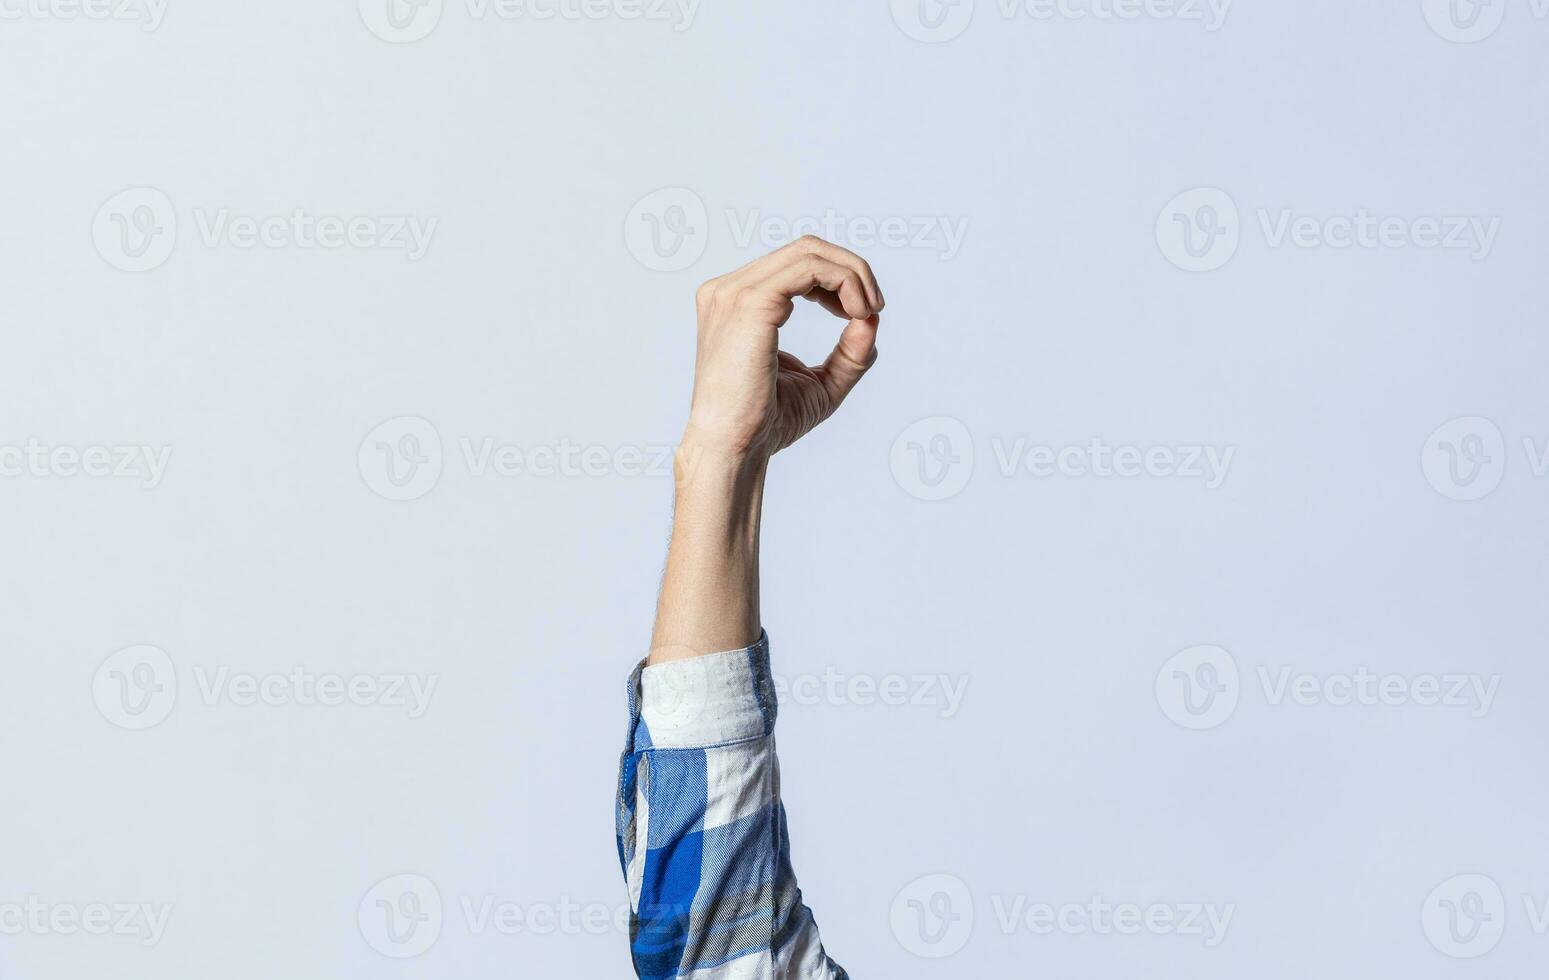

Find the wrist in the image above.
[{"left": 675, "top": 426, "right": 769, "bottom": 503}]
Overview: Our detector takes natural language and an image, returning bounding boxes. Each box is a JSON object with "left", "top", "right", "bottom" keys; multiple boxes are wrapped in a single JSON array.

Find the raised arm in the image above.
[
  {"left": 650, "top": 236, "right": 883, "bottom": 663},
  {"left": 616, "top": 237, "right": 883, "bottom": 979}
]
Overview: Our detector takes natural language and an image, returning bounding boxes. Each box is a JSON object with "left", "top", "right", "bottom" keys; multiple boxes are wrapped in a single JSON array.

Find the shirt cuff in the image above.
[{"left": 625, "top": 631, "right": 778, "bottom": 751}]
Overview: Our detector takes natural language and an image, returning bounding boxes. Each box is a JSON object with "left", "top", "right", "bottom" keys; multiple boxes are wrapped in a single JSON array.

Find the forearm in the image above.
[
  {"left": 649, "top": 432, "right": 768, "bottom": 665},
  {"left": 616, "top": 237, "right": 877, "bottom": 979}
]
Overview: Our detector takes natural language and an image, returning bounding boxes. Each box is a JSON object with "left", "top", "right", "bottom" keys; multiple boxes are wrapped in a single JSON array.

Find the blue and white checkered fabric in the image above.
[{"left": 616, "top": 633, "right": 849, "bottom": 979}]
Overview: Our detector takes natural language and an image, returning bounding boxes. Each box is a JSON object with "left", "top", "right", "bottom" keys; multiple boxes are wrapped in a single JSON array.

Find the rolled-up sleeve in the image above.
[{"left": 616, "top": 633, "right": 848, "bottom": 979}]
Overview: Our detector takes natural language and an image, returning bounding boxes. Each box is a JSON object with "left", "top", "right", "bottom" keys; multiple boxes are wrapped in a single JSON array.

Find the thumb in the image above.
[{"left": 819, "top": 314, "right": 880, "bottom": 406}]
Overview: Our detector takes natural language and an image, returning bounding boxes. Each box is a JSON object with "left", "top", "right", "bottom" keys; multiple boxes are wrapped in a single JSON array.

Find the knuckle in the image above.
[
  {"left": 839, "top": 342, "right": 871, "bottom": 368},
  {"left": 795, "top": 234, "right": 826, "bottom": 251},
  {"left": 698, "top": 278, "right": 737, "bottom": 315}
]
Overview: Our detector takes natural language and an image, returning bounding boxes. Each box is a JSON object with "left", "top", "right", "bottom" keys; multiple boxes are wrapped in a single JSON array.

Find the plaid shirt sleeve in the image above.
[{"left": 616, "top": 632, "right": 849, "bottom": 979}]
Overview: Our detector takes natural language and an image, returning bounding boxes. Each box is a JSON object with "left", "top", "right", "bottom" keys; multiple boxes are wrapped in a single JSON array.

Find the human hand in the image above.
[{"left": 682, "top": 236, "right": 885, "bottom": 462}]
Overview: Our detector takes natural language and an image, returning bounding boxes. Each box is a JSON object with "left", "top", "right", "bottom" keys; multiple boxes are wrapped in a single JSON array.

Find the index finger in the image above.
[
  {"left": 727, "top": 236, "right": 884, "bottom": 313},
  {"left": 789, "top": 236, "right": 884, "bottom": 313}
]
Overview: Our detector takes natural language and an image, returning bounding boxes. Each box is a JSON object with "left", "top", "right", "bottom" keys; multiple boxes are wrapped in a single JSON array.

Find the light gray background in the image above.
[{"left": 2, "top": 0, "right": 1547, "bottom": 976}]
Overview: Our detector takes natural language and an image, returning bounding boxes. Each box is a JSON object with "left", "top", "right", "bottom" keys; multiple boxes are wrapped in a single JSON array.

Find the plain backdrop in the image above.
[{"left": 2, "top": 0, "right": 1547, "bottom": 976}]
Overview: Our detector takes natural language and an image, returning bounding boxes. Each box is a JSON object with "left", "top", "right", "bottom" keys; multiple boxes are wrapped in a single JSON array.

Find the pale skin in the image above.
[{"left": 649, "top": 236, "right": 885, "bottom": 665}]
